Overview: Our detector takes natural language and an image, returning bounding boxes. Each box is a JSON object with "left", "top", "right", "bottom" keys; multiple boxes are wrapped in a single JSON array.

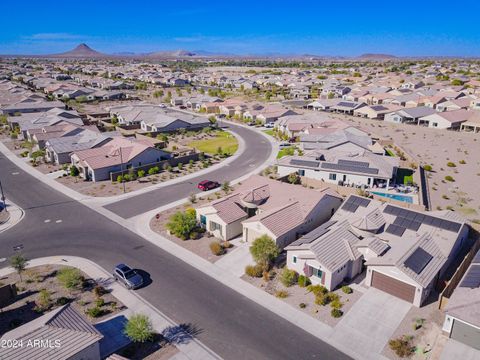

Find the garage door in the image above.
[
  {"left": 371, "top": 271, "right": 415, "bottom": 303},
  {"left": 451, "top": 319, "right": 480, "bottom": 350}
]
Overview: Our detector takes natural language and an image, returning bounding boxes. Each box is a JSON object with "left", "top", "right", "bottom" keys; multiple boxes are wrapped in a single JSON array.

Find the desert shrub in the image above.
[
  {"left": 86, "top": 306, "right": 103, "bottom": 318},
  {"left": 124, "top": 314, "right": 155, "bottom": 343},
  {"left": 275, "top": 290, "right": 289, "bottom": 298},
  {"left": 447, "top": 161, "right": 456, "bottom": 167},
  {"left": 57, "top": 268, "right": 83, "bottom": 290},
  {"left": 245, "top": 264, "right": 263, "bottom": 278},
  {"left": 209, "top": 241, "right": 225, "bottom": 256},
  {"left": 331, "top": 309, "right": 343, "bottom": 318},
  {"left": 280, "top": 268, "right": 298, "bottom": 287},
  {"left": 307, "top": 284, "right": 328, "bottom": 296},
  {"left": 315, "top": 294, "right": 329, "bottom": 306},
  {"left": 148, "top": 166, "right": 159, "bottom": 175},
  {"left": 445, "top": 175, "right": 455, "bottom": 182},
  {"left": 56, "top": 297, "right": 70, "bottom": 306},
  {"left": 299, "top": 303, "right": 307, "bottom": 309},
  {"left": 116, "top": 175, "right": 124, "bottom": 183},
  {"left": 70, "top": 165, "right": 79, "bottom": 177},
  {"left": 298, "top": 275, "right": 311, "bottom": 288},
  {"left": 37, "top": 289, "right": 51, "bottom": 310},
  {"left": 221, "top": 241, "right": 232, "bottom": 249},
  {"left": 459, "top": 159, "right": 466, "bottom": 164},
  {"left": 388, "top": 336, "right": 415, "bottom": 358},
  {"left": 341, "top": 285, "right": 352, "bottom": 294},
  {"left": 330, "top": 298, "right": 343, "bottom": 310},
  {"left": 95, "top": 298, "right": 105, "bottom": 307},
  {"left": 423, "top": 164, "right": 432, "bottom": 171},
  {"left": 137, "top": 169, "right": 145, "bottom": 178},
  {"left": 93, "top": 285, "right": 106, "bottom": 298}
]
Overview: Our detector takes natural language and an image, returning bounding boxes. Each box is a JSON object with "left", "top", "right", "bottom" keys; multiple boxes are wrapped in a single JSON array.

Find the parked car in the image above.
[
  {"left": 198, "top": 180, "right": 220, "bottom": 191},
  {"left": 264, "top": 122, "right": 274, "bottom": 128},
  {"left": 247, "top": 121, "right": 256, "bottom": 126},
  {"left": 279, "top": 143, "right": 291, "bottom": 148},
  {"left": 113, "top": 263, "right": 143, "bottom": 289}
]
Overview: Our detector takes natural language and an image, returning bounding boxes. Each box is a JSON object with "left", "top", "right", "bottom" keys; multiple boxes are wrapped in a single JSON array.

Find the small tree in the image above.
[
  {"left": 124, "top": 314, "right": 154, "bottom": 343},
  {"left": 166, "top": 210, "right": 197, "bottom": 240},
  {"left": 37, "top": 289, "right": 52, "bottom": 310},
  {"left": 250, "top": 235, "right": 279, "bottom": 269},
  {"left": 70, "top": 165, "right": 79, "bottom": 177},
  {"left": 10, "top": 254, "right": 28, "bottom": 282},
  {"left": 221, "top": 181, "right": 231, "bottom": 193},
  {"left": 287, "top": 173, "right": 300, "bottom": 185}
]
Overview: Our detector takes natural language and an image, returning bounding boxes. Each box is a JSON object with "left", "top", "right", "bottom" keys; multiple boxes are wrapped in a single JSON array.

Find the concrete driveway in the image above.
[
  {"left": 329, "top": 288, "right": 411, "bottom": 360},
  {"left": 440, "top": 338, "right": 480, "bottom": 360},
  {"left": 214, "top": 238, "right": 252, "bottom": 277}
]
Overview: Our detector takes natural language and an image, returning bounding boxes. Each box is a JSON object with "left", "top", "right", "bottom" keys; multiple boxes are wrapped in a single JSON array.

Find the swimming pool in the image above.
[{"left": 371, "top": 191, "right": 414, "bottom": 204}]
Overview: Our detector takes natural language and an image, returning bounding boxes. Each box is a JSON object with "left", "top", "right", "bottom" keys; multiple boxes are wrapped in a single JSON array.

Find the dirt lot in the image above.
[
  {"left": 242, "top": 268, "right": 362, "bottom": 327},
  {"left": 0, "top": 264, "right": 126, "bottom": 336},
  {"left": 333, "top": 113, "right": 480, "bottom": 221}
]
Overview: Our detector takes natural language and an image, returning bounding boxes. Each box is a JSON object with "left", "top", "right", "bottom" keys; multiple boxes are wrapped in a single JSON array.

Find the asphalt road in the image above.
[
  {"left": 104, "top": 122, "right": 272, "bottom": 219},
  {"left": 0, "top": 133, "right": 350, "bottom": 359}
]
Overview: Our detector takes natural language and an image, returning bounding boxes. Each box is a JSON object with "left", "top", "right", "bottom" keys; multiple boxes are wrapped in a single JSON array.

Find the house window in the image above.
[
  {"left": 200, "top": 215, "right": 206, "bottom": 226},
  {"left": 298, "top": 169, "right": 305, "bottom": 176},
  {"left": 367, "top": 178, "right": 371, "bottom": 185},
  {"left": 293, "top": 256, "right": 297, "bottom": 264},
  {"left": 210, "top": 221, "right": 221, "bottom": 232},
  {"left": 311, "top": 267, "right": 322, "bottom": 278},
  {"left": 329, "top": 173, "right": 336, "bottom": 181}
]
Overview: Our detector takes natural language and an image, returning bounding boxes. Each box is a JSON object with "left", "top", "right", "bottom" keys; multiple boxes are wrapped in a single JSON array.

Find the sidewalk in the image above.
[
  {"left": 0, "top": 256, "right": 221, "bottom": 360},
  {"left": 0, "top": 200, "right": 24, "bottom": 233}
]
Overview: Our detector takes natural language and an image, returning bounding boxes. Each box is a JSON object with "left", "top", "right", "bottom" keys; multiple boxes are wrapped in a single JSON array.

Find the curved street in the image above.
[{"left": 0, "top": 123, "right": 350, "bottom": 360}]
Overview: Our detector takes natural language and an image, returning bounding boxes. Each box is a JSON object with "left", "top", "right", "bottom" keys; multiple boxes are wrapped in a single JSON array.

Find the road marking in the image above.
[
  {"left": 0, "top": 258, "right": 6, "bottom": 263},
  {"left": 12, "top": 172, "right": 19, "bottom": 175},
  {"left": 249, "top": 164, "right": 256, "bottom": 167},
  {"left": 44, "top": 219, "right": 51, "bottom": 223},
  {"left": 55, "top": 220, "right": 62, "bottom": 223}
]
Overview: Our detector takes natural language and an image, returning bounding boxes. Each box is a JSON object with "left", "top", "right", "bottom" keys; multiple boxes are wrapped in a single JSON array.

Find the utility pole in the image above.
[
  {"left": 119, "top": 147, "right": 126, "bottom": 193},
  {"left": 0, "top": 177, "right": 6, "bottom": 212}
]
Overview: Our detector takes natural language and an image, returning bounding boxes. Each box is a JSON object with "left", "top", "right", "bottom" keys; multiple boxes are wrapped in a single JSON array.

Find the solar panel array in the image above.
[
  {"left": 383, "top": 205, "right": 462, "bottom": 233},
  {"left": 341, "top": 195, "right": 371, "bottom": 213},
  {"left": 290, "top": 159, "right": 320, "bottom": 168},
  {"left": 404, "top": 247, "right": 434, "bottom": 274},
  {"left": 460, "top": 264, "right": 480, "bottom": 288},
  {"left": 321, "top": 162, "right": 380, "bottom": 175},
  {"left": 338, "top": 159, "right": 370, "bottom": 168},
  {"left": 294, "top": 220, "right": 337, "bottom": 245},
  {"left": 472, "top": 250, "right": 480, "bottom": 264},
  {"left": 385, "top": 224, "right": 406, "bottom": 237}
]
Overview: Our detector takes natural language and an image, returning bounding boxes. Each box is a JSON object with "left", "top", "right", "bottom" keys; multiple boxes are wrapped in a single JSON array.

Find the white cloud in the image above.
[{"left": 23, "top": 33, "right": 84, "bottom": 41}]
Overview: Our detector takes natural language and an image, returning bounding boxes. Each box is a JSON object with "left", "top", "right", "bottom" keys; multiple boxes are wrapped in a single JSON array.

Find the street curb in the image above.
[{"left": 0, "top": 200, "right": 25, "bottom": 234}]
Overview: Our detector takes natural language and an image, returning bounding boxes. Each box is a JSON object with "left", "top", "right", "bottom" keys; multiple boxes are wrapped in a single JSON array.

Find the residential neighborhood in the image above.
[{"left": 1, "top": 3, "right": 480, "bottom": 360}]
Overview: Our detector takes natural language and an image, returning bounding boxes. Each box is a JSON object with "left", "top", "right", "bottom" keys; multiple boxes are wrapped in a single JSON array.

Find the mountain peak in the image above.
[{"left": 52, "top": 43, "right": 105, "bottom": 58}]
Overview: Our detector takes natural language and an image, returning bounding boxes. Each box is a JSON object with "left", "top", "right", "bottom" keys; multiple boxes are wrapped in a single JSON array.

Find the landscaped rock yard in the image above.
[{"left": 0, "top": 264, "right": 126, "bottom": 336}]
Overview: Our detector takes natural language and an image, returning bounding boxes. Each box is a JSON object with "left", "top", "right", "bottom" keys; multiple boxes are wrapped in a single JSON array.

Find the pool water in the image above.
[{"left": 371, "top": 191, "right": 413, "bottom": 204}]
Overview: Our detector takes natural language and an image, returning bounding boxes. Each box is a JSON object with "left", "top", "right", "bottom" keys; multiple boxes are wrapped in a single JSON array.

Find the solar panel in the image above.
[
  {"left": 321, "top": 162, "right": 380, "bottom": 175},
  {"left": 348, "top": 195, "right": 371, "bottom": 208},
  {"left": 385, "top": 224, "right": 406, "bottom": 237},
  {"left": 460, "top": 265, "right": 480, "bottom": 288},
  {"left": 405, "top": 211, "right": 417, "bottom": 220},
  {"left": 413, "top": 213, "right": 426, "bottom": 223},
  {"left": 342, "top": 202, "right": 359, "bottom": 213},
  {"left": 384, "top": 205, "right": 400, "bottom": 216},
  {"left": 290, "top": 159, "right": 320, "bottom": 168},
  {"left": 404, "top": 247, "right": 433, "bottom": 274},
  {"left": 407, "top": 221, "right": 421, "bottom": 232},
  {"left": 338, "top": 159, "right": 370, "bottom": 168}
]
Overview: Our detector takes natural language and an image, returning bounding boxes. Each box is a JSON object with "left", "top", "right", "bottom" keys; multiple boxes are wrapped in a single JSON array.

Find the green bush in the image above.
[
  {"left": 298, "top": 275, "right": 311, "bottom": 288},
  {"left": 315, "top": 294, "right": 329, "bottom": 306},
  {"left": 423, "top": 164, "right": 432, "bottom": 171},
  {"left": 86, "top": 306, "right": 103, "bottom": 318},
  {"left": 70, "top": 165, "right": 79, "bottom": 177},
  {"left": 137, "top": 169, "right": 145, "bottom": 178},
  {"left": 148, "top": 166, "right": 159, "bottom": 175},
  {"left": 56, "top": 297, "right": 70, "bottom": 306},
  {"left": 447, "top": 162, "right": 456, "bottom": 167},
  {"left": 245, "top": 264, "right": 263, "bottom": 278},
  {"left": 116, "top": 175, "right": 123, "bottom": 183},
  {"left": 209, "top": 241, "right": 225, "bottom": 256},
  {"left": 124, "top": 314, "right": 154, "bottom": 343},
  {"left": 341, "top": 285, "right": 352, "bottom": 294},
  {"left": 459, "top": 159, "right": 466, "bottom": 164},
  {"left": 299, "top": 303, "right": 307, "bottom": 309},
  {"left": 95, "top": 298, "right": 105, "bottom": 307},
  {"left": 166, "top": 210, "right": 197, "bottom": 240},
  {"left": 330, "top": 309, "right": 343, "bottom": 318},
  {"left": 445, "top": 175, "right": 455, "bottom": 182},
  {"left": 307, "top": 284, "right": 328, "bottom": 296},
  {"left": 57, "top": 268, "right": 83, "bottom": 290},
  {"left": 330, "top": 298, "right": 343, "bottom": 310},
  {"left": 280, "top": 268, "right": 298, "bottom": 287}
]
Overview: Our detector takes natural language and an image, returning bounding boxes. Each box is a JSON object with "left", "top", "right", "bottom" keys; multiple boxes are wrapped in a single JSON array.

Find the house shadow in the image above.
[
  {"left": 133, "top": 269, "right": 152, "bottom": 289},
  {"left": 162, "top": 323, "right": 203, "bottom": 345}
]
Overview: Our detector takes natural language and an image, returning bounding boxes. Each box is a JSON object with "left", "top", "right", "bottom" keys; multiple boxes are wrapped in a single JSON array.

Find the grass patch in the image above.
[
  {"left": 396, "top": 168, "right": 414, "bottom": 185},
  {"left": 385, "top": 148, "right": 395, "bottom": 157},
  {"left": 188, "top": 130, "right": 238, "bottom": 155},
  {"left": 277, "top": 146, "right": 296, "bottom": 159},
  {"left": 263, "top": 129, "right": 274, "bottom": 136}
]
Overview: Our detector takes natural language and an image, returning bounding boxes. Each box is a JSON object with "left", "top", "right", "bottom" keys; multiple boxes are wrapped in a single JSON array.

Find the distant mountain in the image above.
[
  {"left": 146, "top": 49, "right": 197, "bottom": 58},
  {"left": 357, "top": 53, "right": 397, "bottom": 60},
  {"left": 50, "top": 43, "right": 107, "bottom": 58}
]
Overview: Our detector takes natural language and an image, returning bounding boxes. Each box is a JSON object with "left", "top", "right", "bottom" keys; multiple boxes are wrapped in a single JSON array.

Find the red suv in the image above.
[{"left": 197, "top": 180, "right": 220, "bottom": 191}]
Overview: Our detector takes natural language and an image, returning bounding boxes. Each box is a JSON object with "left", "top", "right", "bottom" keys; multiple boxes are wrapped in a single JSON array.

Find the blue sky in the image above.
[{"left": 1, "top": 1, "right": 479, "bottom": 56}]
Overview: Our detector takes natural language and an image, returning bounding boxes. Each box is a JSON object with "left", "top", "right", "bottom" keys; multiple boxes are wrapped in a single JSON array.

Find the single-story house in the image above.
[
  {"left": 442, "top": 249, "right": 480, "bottom": 350},
  {"left": 196, "top": 175, "right": 343, "bottom": 248},
  {"left": 1, "top": 304, "right": 103, "bottom": 360},
  {"left": 384, "top": 106, "right": 437, "bottom": 125},
  {"left": 418, "top": 109, "right": 472, "bottom": 129},
  {"left": 286, "top": 195, "right": 469, "bottom": 305}
]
